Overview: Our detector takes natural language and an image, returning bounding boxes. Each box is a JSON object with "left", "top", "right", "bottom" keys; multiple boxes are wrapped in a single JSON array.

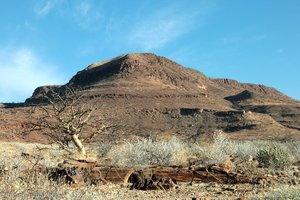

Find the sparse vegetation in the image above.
[
  {"left": 250, "top": 187, "right": 300, "bottom": 200},
  {"left": 1, "top": 137, "right": 300, "bottom": 199},
  {"left": 201, "top": 131, "right": 237, "bottom": 165},
  {"left": 103, "top": 131, "right": 287, "bottom": 168},
  {"left": 289, "top": 141, "right": 300, "bottom": 160},
  {"left": 0, "top": 161, "right": 121, "bottom": 200},
  {"left": 256, "top": 142, "right": 293, "bottom": 169},
  {"left": 96, "top": 141, "right": 113, "bottom": 158},
  {"left": 199, "top": 131, "right": 259, "bottom": 165},
  {"left": 27, "top": 87, "right": 110, "bottom": 157},
  {"left": 106, "top": 137, "right": 189, "bottom": 167},
  {"left": 0, "top": 144, "right": 123, "bottom": 200}
]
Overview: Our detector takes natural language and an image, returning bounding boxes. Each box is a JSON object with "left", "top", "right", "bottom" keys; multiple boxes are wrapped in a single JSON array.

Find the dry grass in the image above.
[
  {"left": 289, "top": 141, "right": 300, "bottom": 161},
  {"left": 195, "top": 131, "right": 259, "bottom": 166},
  {"left": 1, "top": 135, "right": 300, "bottom": 199},
  {"left": 249, "top": 185, "right": 300, "bottom": 200},
  {"left": 106, "top": 137, "right": 190, "bottom": 167},
  {"left": 0, "top": 146, "right": 125, "bottom": 200},
  {"left": 195, "top": 131, "right": 299, "bottom": 169},
  {"left": 102, "top": 131, "right": 299, "bottom": 168}
]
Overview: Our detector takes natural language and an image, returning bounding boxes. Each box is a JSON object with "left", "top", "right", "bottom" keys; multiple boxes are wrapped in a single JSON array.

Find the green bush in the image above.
[{"left": 256, "top": 143, "right": 292, "bottom": 169}]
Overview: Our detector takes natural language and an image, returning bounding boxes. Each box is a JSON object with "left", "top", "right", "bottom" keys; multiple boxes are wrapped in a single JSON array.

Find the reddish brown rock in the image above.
[{"left": 1, "top": 53, "right": 300, "bottom": 142}]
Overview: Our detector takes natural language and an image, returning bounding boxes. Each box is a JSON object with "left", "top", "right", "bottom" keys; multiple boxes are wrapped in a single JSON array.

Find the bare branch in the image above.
[{"left": 24, "top": 87, "right": 104, "bottom": 156}]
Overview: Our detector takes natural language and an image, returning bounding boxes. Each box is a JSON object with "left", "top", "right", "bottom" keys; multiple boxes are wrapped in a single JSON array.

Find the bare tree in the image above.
[{"left": 28, "top": 86, "right": 107, "bottom": 156}]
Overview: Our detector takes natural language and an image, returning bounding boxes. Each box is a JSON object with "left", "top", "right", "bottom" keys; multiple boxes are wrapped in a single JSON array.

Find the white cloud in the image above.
[
  {"left": 75, "top": 1, "right": 91, "bottom": 17},
  {"left": 34, "top": 0, "right": 61, "bottom": 16},
  {"left": 73, "top": 1, "right": 102, "bottom": 30},
  {"left": 127, "top": 4, "right": 207, "bottom": 51},
  {"left": 129, "top": 19, "right": 184, "bottom": 51},
  {"left": 33, "top": 0, "right": 102, "bottom": 30},
  {"left": 0, "top": 48, "right": 64, "bottom": 102}
]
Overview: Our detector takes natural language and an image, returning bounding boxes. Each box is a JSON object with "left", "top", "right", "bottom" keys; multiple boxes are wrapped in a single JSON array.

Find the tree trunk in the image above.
[{"left": 71, "top": 134, "right": 86, "bottom": 155}]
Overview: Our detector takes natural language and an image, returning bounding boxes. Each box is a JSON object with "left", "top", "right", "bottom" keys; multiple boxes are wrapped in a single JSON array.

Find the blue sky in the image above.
[{"left": 0, "top": 0, "right": 299, "bottom": 102}]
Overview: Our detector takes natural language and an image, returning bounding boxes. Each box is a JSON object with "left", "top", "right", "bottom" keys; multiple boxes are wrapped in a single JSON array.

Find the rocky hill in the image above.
[{"left": 1, "top": 53, "right": 300, "bottom": 142}]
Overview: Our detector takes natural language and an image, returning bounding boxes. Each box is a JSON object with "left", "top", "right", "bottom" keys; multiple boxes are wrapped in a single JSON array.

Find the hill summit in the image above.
[
  {"left": 27, "top": 53, "right": 295, "bottom": 108},
  {"left": 11, "top": 53, "right": 300, "bottom": 141},
  {"left": 68, "top": 53, "right": 209, "bottom": 93}
]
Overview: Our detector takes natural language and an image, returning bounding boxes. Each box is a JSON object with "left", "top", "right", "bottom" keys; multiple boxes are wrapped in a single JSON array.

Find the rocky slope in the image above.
[{"left": 1, "top": 53, "right": 300, "bottom": 142}]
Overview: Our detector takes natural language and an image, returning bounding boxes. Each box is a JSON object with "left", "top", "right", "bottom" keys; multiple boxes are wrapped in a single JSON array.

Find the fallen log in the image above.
[
  {"left": 134, "top": 166, "right": 237, "bottom": 186},
  {"left": 49, "top": 160, "right": 135, "bottom": 186},
  {"left": 89, "top": 167, "right": 134, "bottom": 184},
  {"left": 129, "top": 171, "right": 177, "bottom": 190},
  {"left": 46, "top": 160, "right": 257, "bottom": 189}
]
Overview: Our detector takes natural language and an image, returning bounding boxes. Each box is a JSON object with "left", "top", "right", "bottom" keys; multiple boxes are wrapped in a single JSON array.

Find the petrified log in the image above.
[
  {"left": 50, "top": 160, "right": 135, "bottom": 186},
  {"left": 129, "top": 171, "right": 177, "bottom": 190},
  {"left": 48, "top": 167, "right": 76, "bottom": 184},
  {"left": 58, "top": 159, "right": 96, "bottom": 170},
  {"left": 48, "top": 160, "right": 96, "bottom": 186},
  {"left": 46, "top": 160, "right": 256, "bottom": 188},
  {"left": 135, "top": 166, "right": 237, "bottom": 185},
  {"left": 192, "top": 166, "right": 237, "bottom": 184},
  {"left": 89, "top": 167, "right": 134, "bottom": 184}
]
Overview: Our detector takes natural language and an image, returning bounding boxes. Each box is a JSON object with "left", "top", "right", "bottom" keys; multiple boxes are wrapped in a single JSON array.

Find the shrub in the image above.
[
  {"left": 106, "top": 137, "right": 190, "bottom": 167},
  {"left": 289, "top": 141, "right": 300, "bottom": 161},
  {"left": 256, "top": 143, "right": 293, "bottom": 169},
  {"left": 200, "top": 131, "right": 261, "bottom": 165},
  {"left": 250, "top": 187, "right": 300, "bottom": 200},
  {"left": 200, "top": 130, "right": 238, "bottom": 165},
  {"left": 96, "top": 141, "right": 113, "bottom": 158},
  {"left": 235, "top": 140, "right": 259, "bottom": 161}
]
